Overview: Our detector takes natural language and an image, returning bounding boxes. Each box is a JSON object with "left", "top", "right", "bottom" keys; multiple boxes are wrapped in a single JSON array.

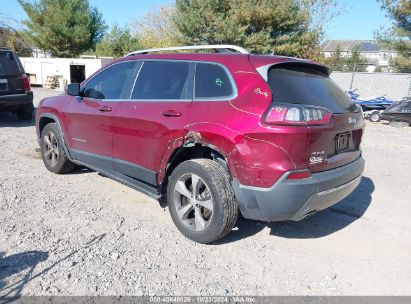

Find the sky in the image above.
[{"left": 1, "top": 0, "right": 392, "bottom": 41}]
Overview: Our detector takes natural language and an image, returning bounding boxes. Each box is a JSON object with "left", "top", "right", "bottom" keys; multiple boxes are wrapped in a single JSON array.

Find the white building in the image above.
[
  {"left": 19, "top": 56, "right": 113, "bottom": 86},
  {"left": 321, "top": 40, "right": 397, "bottom": 72}
]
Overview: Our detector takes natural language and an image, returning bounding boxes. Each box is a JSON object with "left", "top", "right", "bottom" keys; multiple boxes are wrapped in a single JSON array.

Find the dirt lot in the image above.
[{"left": 1, "top": 87, "right": 410, "bottom": 297}]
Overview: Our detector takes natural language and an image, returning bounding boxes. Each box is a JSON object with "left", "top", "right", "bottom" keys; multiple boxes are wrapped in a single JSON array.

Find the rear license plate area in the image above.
[{"left": 336, "top": 132, "right": 351, "bottom": 153}]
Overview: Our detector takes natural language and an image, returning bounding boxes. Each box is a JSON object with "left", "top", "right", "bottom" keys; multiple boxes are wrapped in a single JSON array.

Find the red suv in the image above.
[{"left": 36, "top": 45, "right": 365, "bottom": 243}]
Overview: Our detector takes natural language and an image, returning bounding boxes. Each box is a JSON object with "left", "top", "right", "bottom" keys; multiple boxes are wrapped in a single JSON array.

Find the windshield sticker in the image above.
[{"left": 215, "top": 78, "right": 223, "bottom": 87}]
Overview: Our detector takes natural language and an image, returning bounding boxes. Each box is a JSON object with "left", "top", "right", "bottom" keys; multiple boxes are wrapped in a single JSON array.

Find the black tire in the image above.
[
  {"left": 16, "top": 103, "right": 34, "bottom": 121},
  {"left": 369, "top": 111, "right": 380, "bottom": 122},
  {"left": 167, "top": 159, "right": 238, "bottom": 244},
  {"left": 40, "top": 123, "right": 75, "bottom": 174}
]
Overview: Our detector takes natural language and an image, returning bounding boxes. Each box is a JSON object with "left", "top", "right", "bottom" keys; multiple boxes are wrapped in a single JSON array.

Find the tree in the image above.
[
  {"left": 18, "top": 0, "right": 106, "bottom": 57},
  {"left": 0, "top": 13, "right": 32, "bottom": 56},
  {"left": 95, "top": 24, "right": 140, "bottom": 58},
  {"left": 377, "top": 0, "right": 411, "bottom": 73},
  {"left": 0, "top": 28, "right": 32, "bottom": 56},
  {"left": 131, "top": 6, "right": 183, "bottom": 49},
  {"left": 328, "top": 45, "right": 345, "bottom": 71},
  {"left": 172, "top": 0, "right": 343, "bottom": 58},
  {"left": 345, "top": 46, "right": 367, "bottom": 72}
]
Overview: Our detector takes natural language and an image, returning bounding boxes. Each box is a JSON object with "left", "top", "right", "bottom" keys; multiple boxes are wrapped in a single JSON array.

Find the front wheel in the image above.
[
  {"left": 40, "top": 123, "right": 75, "bottom": 174},
  {"left": 167, "top": 159, "right": 238, "bottom": 244}
]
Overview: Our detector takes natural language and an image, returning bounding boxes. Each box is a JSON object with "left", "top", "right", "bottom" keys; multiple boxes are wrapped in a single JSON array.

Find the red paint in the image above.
[{"left": 36, "top": 52, "right": 365, "bottom": 189}]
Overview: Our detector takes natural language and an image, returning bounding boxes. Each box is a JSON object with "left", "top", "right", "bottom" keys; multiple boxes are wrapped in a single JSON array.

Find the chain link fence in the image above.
[{"left": 330, "top": 71, "right": 411, "bottom": 100}]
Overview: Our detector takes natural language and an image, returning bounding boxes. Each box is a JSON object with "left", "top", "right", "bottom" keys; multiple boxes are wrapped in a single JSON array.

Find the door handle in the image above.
[
  {"left": 98, "top": 106, "right": 112, "bottom": 112},
  {"left": 161, "top": 110, "right": 182, "bottom": 117}
]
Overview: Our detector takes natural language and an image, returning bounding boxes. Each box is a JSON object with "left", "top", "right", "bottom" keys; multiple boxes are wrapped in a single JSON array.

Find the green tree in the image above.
[
  {"left": 345, "top": 46, "right": 367, "bottom": 72},
  {"left": 172, "top": 0, "right": 343, "bottom": 58},
  {"left": 95, "top": 24, "right": 140, "bottom": 58},
  {"left": 374, "top": 65, "right": 383, "bottom": 72},
  {"left": 18, "top": 0, "right": 106, "bottom": 57},
  {"left": 377, "top": 0, "right": 411, "bottom": 73},
  {"left": 329, "top": 45, "right": 346, "bottom": 71}
]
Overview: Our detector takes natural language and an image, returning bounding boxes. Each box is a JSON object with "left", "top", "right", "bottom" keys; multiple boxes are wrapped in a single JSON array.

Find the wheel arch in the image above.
[
  {"left": 37, "top": 113, "right": 73, "bottom": 160},
  {"left": 158, "top": 142, "right": 236, "bottom": 207}
]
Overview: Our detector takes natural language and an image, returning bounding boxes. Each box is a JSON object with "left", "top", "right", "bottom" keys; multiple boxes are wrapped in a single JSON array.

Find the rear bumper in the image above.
[
  {"left": 232, "top": 157, "right": 365, "bottom": 222},
  {"left": 0, "top": 92, "right": 33, "bottom": 111}
]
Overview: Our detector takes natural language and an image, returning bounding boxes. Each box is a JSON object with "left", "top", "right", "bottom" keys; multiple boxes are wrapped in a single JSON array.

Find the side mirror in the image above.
[{"left": 66, "top": 83, "right": 80, "bottom": 96}]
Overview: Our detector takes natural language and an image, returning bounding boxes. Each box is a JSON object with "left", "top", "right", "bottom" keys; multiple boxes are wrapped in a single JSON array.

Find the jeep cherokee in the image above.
[{"left": 36, "top": 45, "right": 365, "bottom": 243}]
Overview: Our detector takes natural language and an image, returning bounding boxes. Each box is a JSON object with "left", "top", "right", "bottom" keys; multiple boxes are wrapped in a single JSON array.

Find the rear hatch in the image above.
[
  {"left": 266, "top": 62, "right": 364, "bottom": 173},
  {"left": 0, "top": 50, "right": 26, "bottom": 96}
]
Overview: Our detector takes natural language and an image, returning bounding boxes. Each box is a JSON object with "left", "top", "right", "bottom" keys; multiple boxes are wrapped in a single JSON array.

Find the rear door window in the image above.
[
  {"left": 0, "top": 51, "right": 21, "bottom": 77},
  {"left": 267, "top": 64, "right": 358, "bottom": 113},
  {"left": 194, "top": 63, "right": 234, "bottom": 99},
  {"left": 131, "top": 61, "right": 190, "bottom": 100},
  {"left": 83, "top": 61, "right": 138, "bottom": 100}
]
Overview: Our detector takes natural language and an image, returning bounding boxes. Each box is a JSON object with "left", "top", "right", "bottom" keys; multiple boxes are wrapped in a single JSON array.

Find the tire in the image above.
[
  {"left": 40, "top": 123, "right": 75, "bottom": 174},
  {"left": 167, "top": 159, "right": 238, "bottom": 244},
  {"left": 369, "top": 111, "right": 380, "bottom": 122},
  {"left": 16, "top": 104, "right": 34, "bottom": 121}
]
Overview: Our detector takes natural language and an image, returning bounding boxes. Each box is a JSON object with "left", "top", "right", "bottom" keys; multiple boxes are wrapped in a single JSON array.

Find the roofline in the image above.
[{"left": 125, "top": 45, "right": 250, "bottom": 56}]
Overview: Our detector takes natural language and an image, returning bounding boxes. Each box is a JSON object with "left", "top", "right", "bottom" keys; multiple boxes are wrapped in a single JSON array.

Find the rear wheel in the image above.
[
  {"left": 16, "top": 104, "right": 34, "bottom": 121},
  {"left": 167, "top": 159, "right": 238, "bottom": 244},
  {"left": 40, "top": 123, "right": 75, "bottom": 174}
]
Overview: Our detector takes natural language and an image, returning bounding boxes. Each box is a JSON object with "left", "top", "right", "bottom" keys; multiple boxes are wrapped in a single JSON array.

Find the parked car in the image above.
[
  {"left": 35, "top": 45, "right": 365, "bottom": 243},
  {"left": 0, "top": 48, "right": 34, "bottom": 120},
  {"left": 381, "top": 98, "right": 411, "bottom": 125}
]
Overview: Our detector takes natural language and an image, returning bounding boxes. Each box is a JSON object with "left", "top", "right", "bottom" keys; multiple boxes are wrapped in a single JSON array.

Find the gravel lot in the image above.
[{"left": 1, "top": 87, "right": 410, "bottom": 297}]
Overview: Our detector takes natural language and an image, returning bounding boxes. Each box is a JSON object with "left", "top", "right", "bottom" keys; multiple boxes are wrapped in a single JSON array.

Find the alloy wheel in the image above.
[
  {"left": 173, "top": 173, "right": 214, "bottom": 232},
  {"left": 43, "top": 131, "right": 59, "bottom": 168}
]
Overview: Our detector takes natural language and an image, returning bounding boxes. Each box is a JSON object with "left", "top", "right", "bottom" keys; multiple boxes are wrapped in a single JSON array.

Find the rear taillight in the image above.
[
  {"left": 21, "top": 74, "right": 31, "bottom": 92},
  {"left": 264, "top": 103, "right": 331, "bottom": 126}
]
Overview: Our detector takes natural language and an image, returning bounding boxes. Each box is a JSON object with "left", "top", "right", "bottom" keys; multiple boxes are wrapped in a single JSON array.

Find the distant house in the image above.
[{"left": 321, "top": 40, "right": 397, "bottom": 72}]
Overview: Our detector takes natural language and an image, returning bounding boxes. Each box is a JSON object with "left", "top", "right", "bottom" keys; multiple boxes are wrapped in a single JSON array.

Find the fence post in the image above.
[{"left": 349, "top": 72, "right": 355, "bottom": 90}]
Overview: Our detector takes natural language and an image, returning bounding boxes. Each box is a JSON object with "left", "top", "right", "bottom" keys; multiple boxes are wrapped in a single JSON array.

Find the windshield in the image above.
[
  {"left": 0, "top": 51, "right": 21, "bottom": 77},
  {"left": 267, "top": 64, "right": 358, "bottom": 113}
]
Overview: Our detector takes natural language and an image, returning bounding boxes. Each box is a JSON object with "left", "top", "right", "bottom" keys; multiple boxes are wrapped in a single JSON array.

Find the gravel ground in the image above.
[{"left": 0, "top": 87, "right": 410, "bottom": 297}]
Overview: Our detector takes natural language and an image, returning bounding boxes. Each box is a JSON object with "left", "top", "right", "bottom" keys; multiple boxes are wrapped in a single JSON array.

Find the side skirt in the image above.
[{"left": 68, "top": 149, "right": 160, "bottom": 200}]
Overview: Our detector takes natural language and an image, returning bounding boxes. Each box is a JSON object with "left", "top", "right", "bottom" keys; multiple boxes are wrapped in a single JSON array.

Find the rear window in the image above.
[
  {"left": 0, "top": 51, "right": 21, "bottom": 76},
  {"left": 267, "top": 64, "right": 357, "bottom": 113}
]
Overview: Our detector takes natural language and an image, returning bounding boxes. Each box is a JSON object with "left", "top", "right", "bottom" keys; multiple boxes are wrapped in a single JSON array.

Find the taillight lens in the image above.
[
  {"left": 264, "top": 103, "right": 331, "bottom": 126},
  {"left": 21, "top": 74, "right": 31, "bottom": 92},
  {"left": 287, "top": 170, "right": 312, "bottom": 180}
]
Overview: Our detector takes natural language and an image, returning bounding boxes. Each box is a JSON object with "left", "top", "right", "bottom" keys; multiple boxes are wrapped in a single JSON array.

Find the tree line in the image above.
[{"left": 1, "top": 0, "right": 409, "bottom": 73}]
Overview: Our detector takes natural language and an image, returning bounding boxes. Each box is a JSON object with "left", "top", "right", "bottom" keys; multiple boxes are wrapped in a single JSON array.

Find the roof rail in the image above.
[{"left": 125, "top": 45, "right": 250, "bottom": 57}]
